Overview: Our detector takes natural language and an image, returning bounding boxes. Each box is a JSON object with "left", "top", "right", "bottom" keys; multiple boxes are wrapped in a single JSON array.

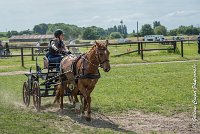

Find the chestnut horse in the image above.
[{"left": 55, "top": 41, "right": 110, "bottom": 121}]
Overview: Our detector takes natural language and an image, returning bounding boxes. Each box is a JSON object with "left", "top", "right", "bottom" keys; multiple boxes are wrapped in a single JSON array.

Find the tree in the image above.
[
  {"left": 154, "top": 25, "right": 167, "bottom": 35},
  {"left": 82, "top": 27, "right": 99, "bottom": 40},
  {"left": 109, "top": 32, "right": 122, "bottom": 39},
  {"left": 153, "top": 21, "right": 161, "bottom": 29},
  {"left": 140, "top": 24, "right": 154, "bottom": 36},
  {"left": 118, "top": 25, "right": 122, "bottom": 34},
  {"left": 96, "top": 27, "right": 107, "bottom": 39},
  {"left": 122, "top": 25, "right": 128, "bottom": 35},
  {"left": 19, "top": 29, "right": 33, "bottom": 35},
  {"left": 113, "top": 25, "right": 117, "bottom": 32},
  {"left": 168, "top": 29, "right": 178, "bottom": 36},
  {"left": 33, "top": 23, "right": 48, "bottom": 34},
  {"left": 7, "top": 31, "right": 19, "bottom": 37},
  {"left": 177, "top": 25, "right": 186, "bottom": 35}
]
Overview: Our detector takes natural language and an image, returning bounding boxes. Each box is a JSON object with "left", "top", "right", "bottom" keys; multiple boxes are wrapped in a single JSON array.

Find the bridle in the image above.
[
  {"left": 75, "top": 44, "right": 110, "bottom": 79},
  {"left": 95, "top": 46, "right": 110, "bottom": 68},
  {"left": 80, "top": 45, "right": 110, "bottom": 69}
]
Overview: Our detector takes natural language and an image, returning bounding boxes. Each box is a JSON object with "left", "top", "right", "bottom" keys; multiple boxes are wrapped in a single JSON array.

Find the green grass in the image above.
[
  {"left": 0, "top": 37, "right": 8, "bottom": 41},
  {"left": 0, "top": 106, "right": 62, "bottom": 134},
  {"left": 0, "top": 62, "right": 199, "bottom": 116},
  {"left": 93, "top": 61, "right": 200, "bottom": 116},
  {"left": 60, "top": 42, "right": 200, "bottom": 64},
  {"left": 0, "top": 42, "right": 200, "bottom": 133},
  {"left": 0, "top": 104, "right": 116, "bottom": 134},
  {"left": 0, "top": 75, "right": 132, "bottom": 133}
]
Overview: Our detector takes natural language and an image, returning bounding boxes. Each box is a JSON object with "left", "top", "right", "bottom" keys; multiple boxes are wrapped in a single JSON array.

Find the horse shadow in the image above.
[{"left": 41, "top": 103, "right": 136, "bottom": 133}]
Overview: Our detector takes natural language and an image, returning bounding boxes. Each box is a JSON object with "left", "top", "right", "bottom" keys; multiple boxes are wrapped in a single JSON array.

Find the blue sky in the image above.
[{"left": 1, "top": 0, "right": 199, "bottom": 33}]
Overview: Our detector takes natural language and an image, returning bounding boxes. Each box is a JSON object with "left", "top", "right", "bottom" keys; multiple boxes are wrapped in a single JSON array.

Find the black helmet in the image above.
[{"left": 54, "top": 29, "right": 64, "bottom": 38}]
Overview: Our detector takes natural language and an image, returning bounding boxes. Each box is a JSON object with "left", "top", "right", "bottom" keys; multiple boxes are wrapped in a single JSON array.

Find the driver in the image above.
[{"left": 48, "top": 29, "right": 71, "bottom": 71}]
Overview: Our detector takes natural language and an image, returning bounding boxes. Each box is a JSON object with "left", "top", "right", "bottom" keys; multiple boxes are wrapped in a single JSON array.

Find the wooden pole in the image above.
[
  {"left": 138, "top": 42, "right": 140, "bottom": 54},
  {"left": 181, "top": 41, "right": 183, "bottom": 57},
  {"left": 21, "top": 48, "right": 24, "bottom": 67},
  {"left": 141, "top": 42, "right": 143, "bottom": 60},
  {"left": 173, "top": 41, "right": 177, "bottom": 53},
  {"left": 137, "top": 21, "right": 139, "bottom": 41},
  {"left": 31, "top": 47, "right": 34, "bottom": 61}
]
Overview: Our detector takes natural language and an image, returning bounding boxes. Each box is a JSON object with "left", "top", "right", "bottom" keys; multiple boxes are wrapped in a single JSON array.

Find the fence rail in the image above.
[{"left": 0, "top": 39, "right": 198, "bottom": 66}]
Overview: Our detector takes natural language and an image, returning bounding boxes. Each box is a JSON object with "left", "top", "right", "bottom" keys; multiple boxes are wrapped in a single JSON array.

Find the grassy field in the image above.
[
  {"left": 0, "top": 41, "right": 200, "bottom": 133},
  {"left": 0, "top": 61, "right": 200, "bottom": 133}
]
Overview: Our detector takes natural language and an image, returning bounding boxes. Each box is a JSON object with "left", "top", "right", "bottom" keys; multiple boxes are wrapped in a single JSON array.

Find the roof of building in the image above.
[{"left": 9, "top": 34, "right": 54, "bottom": 40}]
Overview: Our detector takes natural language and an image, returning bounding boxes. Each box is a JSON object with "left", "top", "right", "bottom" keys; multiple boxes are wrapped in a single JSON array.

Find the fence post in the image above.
[
  {"left": 21, "top": 48, "right": 24, "bottom": 67},
  {"left": 138, "top": 42, "right": 140, "bottom": 54},
  {"left": 181, "top": 41, "right": 183, "bottom": 57},
  {"left": 31, "top": 47, "right": 34, "bottom": 61},
  {"left": 173, "top": 41, "right": 177, "bottom": 53},
  {"left": 141, "top": 42, "right": 143, "bottom": 60}
]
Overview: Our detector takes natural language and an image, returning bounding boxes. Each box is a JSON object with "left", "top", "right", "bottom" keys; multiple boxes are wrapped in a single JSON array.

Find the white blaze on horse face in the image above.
[{"left": 104, "top": 49, "right": 107, "bottom": 55}]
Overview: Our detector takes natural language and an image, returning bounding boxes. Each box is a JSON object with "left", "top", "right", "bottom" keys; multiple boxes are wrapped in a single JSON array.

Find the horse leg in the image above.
[
  {"left": 85, "top": 96, "right": 91, "bottom": 121},
  {"left": 53, "top": 86, "right": 60, "bottom": 104},
  {"left": 72, "top": 86, "right": 79, "bottom": 103},
  {"left": 72, "top": 87, "right": 81, "bottom": 112},
  {"left": 81, "top": 96, "right": 87, "bottom": 118},
  {"left": 60, "top": 88, "right": 64, "bottom": 113},
  {"left": 67, "top": 86, "right": 73, "bottom": 104}
]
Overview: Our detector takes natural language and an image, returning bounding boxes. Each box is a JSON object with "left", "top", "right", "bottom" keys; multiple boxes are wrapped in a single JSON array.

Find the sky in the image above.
[{"left": 0, "top": 0, "right": 199, "bottom": 33}]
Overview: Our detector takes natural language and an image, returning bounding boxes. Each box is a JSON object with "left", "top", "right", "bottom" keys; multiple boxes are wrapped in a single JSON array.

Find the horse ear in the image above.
[
  {"left": 105, "top": 40, "right": 109, "bottom": 47},
  {"left": 95, "top": 41, "right": 100, "bottom": 47}
]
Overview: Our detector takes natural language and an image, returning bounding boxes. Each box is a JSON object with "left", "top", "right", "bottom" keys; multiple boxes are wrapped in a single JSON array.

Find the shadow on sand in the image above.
[{"left": 41, "top": 103, "right": 136, "bottom": 133}]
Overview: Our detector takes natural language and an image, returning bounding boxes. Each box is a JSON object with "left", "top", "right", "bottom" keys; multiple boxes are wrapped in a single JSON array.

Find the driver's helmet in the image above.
[{"left": 54, "top": 29, "right": 64, "bottom": 38}]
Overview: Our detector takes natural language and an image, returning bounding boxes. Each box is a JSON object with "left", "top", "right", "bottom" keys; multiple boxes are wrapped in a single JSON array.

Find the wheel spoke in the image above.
[
  {"left": 23, "top": 81, "right": 30, "bottom": 107},
  {"left": 32, "top": 81, "right": 41, "bottom": 112}
]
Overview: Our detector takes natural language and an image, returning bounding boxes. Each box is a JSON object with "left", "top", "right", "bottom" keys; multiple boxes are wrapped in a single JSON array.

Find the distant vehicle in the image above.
[
  {"left": 172, "top": 36, "right": 184, "bottom": 40},
  {"left": 117, "top": 38, "right": 131, "bottom": 43},
  {"left": 144, "top": 35, "right": 165, "bottom": 41}
]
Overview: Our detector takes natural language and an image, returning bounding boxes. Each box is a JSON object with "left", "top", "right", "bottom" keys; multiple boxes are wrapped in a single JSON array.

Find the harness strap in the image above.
[{"left": 76, "top": 73, "right": 101, "bottom": 79}]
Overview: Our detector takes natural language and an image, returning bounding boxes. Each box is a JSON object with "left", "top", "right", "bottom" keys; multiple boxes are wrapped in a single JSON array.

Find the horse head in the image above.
[{"left": 95, "top": 41, "right": 111, "bottom": 72}]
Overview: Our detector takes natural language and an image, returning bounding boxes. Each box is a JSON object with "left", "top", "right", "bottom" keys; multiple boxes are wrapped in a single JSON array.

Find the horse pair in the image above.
[{"left": 54, "top": 41, "right": 111, "bottom": 121}]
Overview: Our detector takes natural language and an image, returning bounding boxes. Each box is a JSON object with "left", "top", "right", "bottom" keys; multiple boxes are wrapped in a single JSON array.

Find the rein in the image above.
[
  {"left": 81, "top": 54, "right": 100, "bottom": 68},
  {"left": 61, "top": 44, "right": 109, "bottom": 80},
  {"left": 95, "top": 47, "right": 110, "bottom": 67}
]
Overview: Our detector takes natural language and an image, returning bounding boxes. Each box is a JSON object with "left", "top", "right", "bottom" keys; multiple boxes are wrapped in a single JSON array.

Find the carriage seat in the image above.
[{"left": 43, "top": 56, "right": 57, "bottom": 70}]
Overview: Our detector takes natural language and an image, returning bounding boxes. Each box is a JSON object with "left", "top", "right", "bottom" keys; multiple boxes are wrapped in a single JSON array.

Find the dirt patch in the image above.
[
  {"left": 0, "top": 71, "right": 27, "bottom": 76},
  {"left": 38, "top": 101, "right": 200, "bottom": 134},
  {"left": 107, "top": 111, "right": 199, "bottom": 134}
]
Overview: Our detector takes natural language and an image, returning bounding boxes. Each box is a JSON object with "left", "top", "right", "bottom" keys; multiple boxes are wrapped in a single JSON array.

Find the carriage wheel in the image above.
[
  {"left": 22, "top": 81, "right": 30, "bottom": 107},
  {"left": 32, "top": 81, "right": 41, "bottom": 112}
]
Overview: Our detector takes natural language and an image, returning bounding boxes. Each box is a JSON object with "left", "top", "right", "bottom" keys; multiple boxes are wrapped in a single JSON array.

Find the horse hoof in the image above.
[
  {"left": 75, "top": 109, "right": 80, "bottom": 113},
  {"left": 80, "top": 113, "right": 85, "bottom": 119},
  {"left": 85, "top": 117, "right": 91, "bottom": 122},
  {"left": 59, "top": 109, "right": 64, "bottom": 114}
]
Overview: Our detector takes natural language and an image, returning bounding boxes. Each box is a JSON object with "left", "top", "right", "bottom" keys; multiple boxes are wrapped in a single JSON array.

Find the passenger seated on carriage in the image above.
[{"left": 47, "top": 29, "right": 71, "bottom": 71}]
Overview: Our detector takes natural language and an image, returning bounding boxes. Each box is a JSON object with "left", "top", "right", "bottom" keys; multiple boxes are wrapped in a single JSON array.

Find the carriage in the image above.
[
  {"left": 22, "top": 52, "right": 75, "bottom": 112},
  {"left": 22, "top": 41, "right": 110, "bottom": 121}
]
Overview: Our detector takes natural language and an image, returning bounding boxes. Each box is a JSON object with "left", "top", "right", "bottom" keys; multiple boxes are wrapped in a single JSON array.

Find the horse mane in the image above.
[
  {"left": 87, "top": 44, "right": 97, "bottom": 54},
  {"left": 88, "top": 42, "right": 106, "bottom": 54}
]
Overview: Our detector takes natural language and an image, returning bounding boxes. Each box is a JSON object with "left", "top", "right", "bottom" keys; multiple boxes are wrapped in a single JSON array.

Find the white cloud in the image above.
[{"left": 165, "top": 10, "right": 200, "bottom": 18}]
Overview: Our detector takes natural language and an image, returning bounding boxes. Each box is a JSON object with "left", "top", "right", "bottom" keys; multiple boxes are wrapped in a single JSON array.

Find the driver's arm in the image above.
[{"left": 51, "top": 41, "right": 59, "bottom": 52}]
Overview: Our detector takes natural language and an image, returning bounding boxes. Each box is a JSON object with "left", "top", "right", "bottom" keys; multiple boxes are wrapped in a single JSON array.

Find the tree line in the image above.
[
  {"left": 139, "top": 21, "right": 200, "bottom": 36},
  {"left": 1, "top": 21, "right": 200, "bottom": 40}
]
